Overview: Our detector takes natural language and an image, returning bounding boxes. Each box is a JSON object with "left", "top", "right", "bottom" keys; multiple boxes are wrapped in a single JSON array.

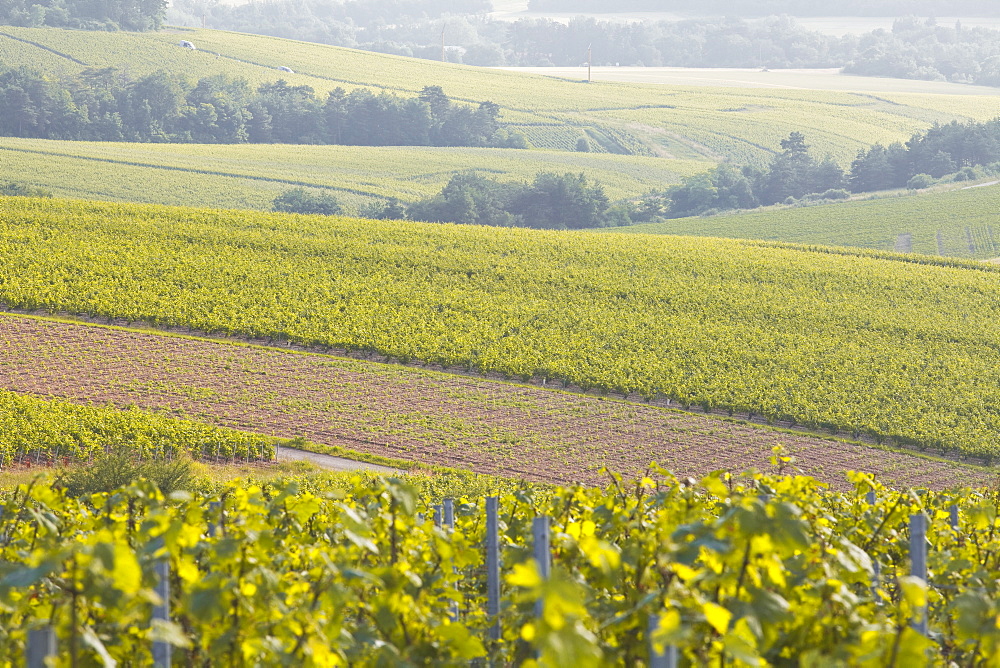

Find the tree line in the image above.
[
  {"left": 275, "top": 172, "right": 629, "bottom": 230},
  {"left": 277, "top": 117, "right": 1000, "bottom": 226},
  {"left": 655, "top": 118, "right": 1000, "bottom": 219},
  {"left": 0, "top": 0, "right": 165, "bottom": 31},
  {"left": 0, "top": 67, "right": 523, "bottom": 147}
]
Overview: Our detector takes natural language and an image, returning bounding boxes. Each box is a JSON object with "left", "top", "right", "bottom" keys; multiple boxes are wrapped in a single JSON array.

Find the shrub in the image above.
[
  {"left": 58, "top": 448, "right": 196, "bottom": 497},
  {"left": 818, "top": 188, "right": 850, "bottom": 200},
  {"left": 576, "top": 136, "right": 591, "bottom": 152},
  {"left": 0, "top": 182, "right": 53, "bottom": 198},
  {"left": 906, "top": 173, "right": 935, "bottom": 190},
  {"left": 272, "top": 188, "right": 343, "bottom": 216}
]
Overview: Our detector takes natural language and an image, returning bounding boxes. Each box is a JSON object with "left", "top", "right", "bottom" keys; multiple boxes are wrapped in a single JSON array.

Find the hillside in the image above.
[
  {"left": 612, "top": 182, "right": 1000, "bottom": 259},
  {"left": 0, "top": 26, "right": 998, "bottom": 165},
  {"left": 3, "top": 313, "right": 984, "bottom": 489},
  {"left": 0, "top": 137, "right": 705, "bottom": 211},
  {"left": 2, "top": 196, "right": 1000, "bottom": 462}
]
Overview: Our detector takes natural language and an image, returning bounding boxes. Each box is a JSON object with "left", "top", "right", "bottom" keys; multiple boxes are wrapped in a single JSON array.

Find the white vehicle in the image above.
[
  {"left": 179, "top": 40, "right": 196, "bottom": 50},
  {"left": 278, "top": 66, "right": 294, "bottom": 73}
]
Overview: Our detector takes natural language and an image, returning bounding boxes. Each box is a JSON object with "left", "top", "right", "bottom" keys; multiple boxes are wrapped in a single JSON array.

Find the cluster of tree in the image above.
[
  {"left": 847, "top": 118, "right": 1000, "bottom": 191},
  {"left": 844, "top": 17, "right": 1000, "bottom": 85},
  {"left": 276, "top": 172, "right": 629, "bottom": 230},
  {"left": 0, "top": 0, "right": 165, "bottom": 31},
  {"left": 406, "top": 172, "right": 629, "bottom": 229},
  {"left": 653, "top": 119, "right": 1000, "bottom": 219},
  {"left": 657, "top": 132, "right": 847, "bottom": 218},
  {"left": 0, "top": 67, "right": 522, "bottom": 147}
]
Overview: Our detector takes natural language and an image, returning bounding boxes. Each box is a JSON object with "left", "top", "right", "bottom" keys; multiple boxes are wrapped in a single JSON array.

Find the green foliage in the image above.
[
  {"left": 57, "top": 447, "right": 195, "bottom": 497},
  {"left": 1, "top": 471, "right": 1000, "bottom": 663},
  {"left": 0, "top": 181, "right": 50, "bottom": 197},
  {"left": 0, "top": 388, "right": 274, "bottom": 465},
  {"left": 0, "top": 64, "right": 507, "bottom": 147},
  {"left": 0, "top": 0, "right": 166, "bottom": 31},
  {"left": 907, "top": 173, "right": 936, "bottom": 189},
  {"left": 658, "top": 133, "right": 844, "bottom": 217},
  {"left": 272, "top": 187, "right": 343, "bottom": 216},
  {"left": 408, "top": 171, "right": 621, "bottom": 229},
  {"left": 3, "top": 198, "right": 1000, "bottom": 458}
]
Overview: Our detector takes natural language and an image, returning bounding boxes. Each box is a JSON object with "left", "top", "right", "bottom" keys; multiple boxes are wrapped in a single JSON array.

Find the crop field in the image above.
[
  {"left": 1, "top": 313, "right": 984, "bottom": 489},
  {"left": 0, "top": 27, "right": 997, "bottom": 165},
  {"left": 2, "top": 197, "right": 1000, "bottom": 462},
  {"left": 0, "top": 383, "right": 273, "bottom": 466},
  {"left": 615, "top": 183, "right": 1000, "bottom": 259},
  {"left": 502, "top": 66, "right": 1000, "bottom": 95},
  {"left": 0, "top": 137, "right": 705, "bottom": 211}
]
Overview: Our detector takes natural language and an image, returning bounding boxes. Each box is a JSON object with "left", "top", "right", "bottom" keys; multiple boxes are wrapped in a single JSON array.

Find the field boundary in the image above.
[
  {"left": 0, "top": 145, "right": 384, "bottom": 198},
  {"left": 0, "top": 29, "right": 89, "bottom": 66},
  {"left": 2, "top": 307, "right": 993, "bottom": 476}
]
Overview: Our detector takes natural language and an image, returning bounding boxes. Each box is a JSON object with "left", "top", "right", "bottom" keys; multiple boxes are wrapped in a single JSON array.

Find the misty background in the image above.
[{"left": 153, "top": 0, "right": 1000, "bottom": 85}]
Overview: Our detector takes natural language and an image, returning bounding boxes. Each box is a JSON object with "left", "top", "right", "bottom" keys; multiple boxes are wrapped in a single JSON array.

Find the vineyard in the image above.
[
  {"left": 613, "top": 182, "right": 1000, "bottom": 260},
  {"left": 1, "top": 471, "right": 998, "bottom": 665},
  {"left": 0, "top": 313, "right": 987, "bottom": 489},
  {"left": 0, "top": 27, "right": 997, "bottom": 165},
  {"left": 0, "top": 137, "right": 705, "bottom": 212},
  {"left": 2, "top": 198, "right": 1000, "bottom": 462},
  {"left": 0, "top": 388, "right": 274, "bottom": 466}
]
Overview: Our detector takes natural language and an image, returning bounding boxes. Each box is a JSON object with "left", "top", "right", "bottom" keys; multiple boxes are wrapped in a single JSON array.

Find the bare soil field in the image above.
[{"left": 0, "top": 313, "right": 992, "bottom": 489}]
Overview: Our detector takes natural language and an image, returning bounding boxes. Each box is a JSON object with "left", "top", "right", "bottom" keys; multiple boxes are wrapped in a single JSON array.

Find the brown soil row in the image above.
[{"left": 0, "top": 314, "right": 994, "bottom": 490}]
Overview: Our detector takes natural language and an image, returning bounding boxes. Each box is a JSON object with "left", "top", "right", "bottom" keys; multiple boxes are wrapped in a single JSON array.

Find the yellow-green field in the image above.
[
  {"left": 612, "top": 183, "right": 1000, "bottom": 260},
  {"left": 1, "top": 26, "right": 998, "bottom": 164},
  {"left": 2, "top": 196, "right": 1000, "bottom": 460},
  {"left": 0, "top": 137, "right": 704, "bottom": 211}
]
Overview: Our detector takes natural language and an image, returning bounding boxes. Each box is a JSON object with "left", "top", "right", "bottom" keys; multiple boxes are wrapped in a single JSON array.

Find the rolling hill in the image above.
[
  {"left": 0, "top": 137, "right": 705, "bottom": 211},
  {"left": 0, "top": 25, "right": 998, "bottom": 165},
  {"left": 611, "top": 182, "right": 1000, "bottom": 260},
  {"left": 2, "top": 196, "right": 1000, "bottom": 463}
]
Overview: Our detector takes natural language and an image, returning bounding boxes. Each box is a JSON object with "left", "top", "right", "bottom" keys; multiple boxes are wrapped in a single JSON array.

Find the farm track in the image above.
[{"left": 0, "top": 313, "right": 993, "bottom": 490}]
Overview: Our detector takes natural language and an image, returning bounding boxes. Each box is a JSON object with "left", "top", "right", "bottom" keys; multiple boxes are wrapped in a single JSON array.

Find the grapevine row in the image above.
[
  {"left": 0, "top": 389, "right": 274, "bottom": 466},
  {"left": 0, "top": 470, "right": 997, "bottom": 665}
]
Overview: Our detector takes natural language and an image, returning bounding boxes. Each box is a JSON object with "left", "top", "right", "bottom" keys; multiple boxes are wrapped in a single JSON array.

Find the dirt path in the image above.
[
  {"left": 0, "top": 314, "right": 993, "bottom": 490},
  {"left": 275, "top": 446, "right": 399, "bottom": 474}
]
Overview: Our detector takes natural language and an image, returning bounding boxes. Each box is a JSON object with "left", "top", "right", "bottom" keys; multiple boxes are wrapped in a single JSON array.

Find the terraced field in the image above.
[
  {"left": 0, "top": 26, "right": 998, "bottom": 164},
  {"left": 4, "top": 197, "right": 1000, "bottom": 462},
  {"left": 0, "top": 313, "right": 988, "bottom": 489},
  {"left": 0, "top": 137, "right": 706, "bottom": 211},
  {"left": 612, "top": 182, "right": 1000, "bottom": 259}
]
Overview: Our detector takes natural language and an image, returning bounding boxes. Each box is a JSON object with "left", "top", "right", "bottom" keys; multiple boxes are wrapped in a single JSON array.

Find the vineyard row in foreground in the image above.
[{"left": 1, "top": 471, "right": 998, "bottom": 665}]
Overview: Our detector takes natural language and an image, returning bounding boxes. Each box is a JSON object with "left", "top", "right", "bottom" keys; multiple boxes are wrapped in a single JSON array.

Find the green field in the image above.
[
  {"left": 0, "top": 26, "right": 998, "bottom": 164},
  {"left": 613, "top": 183, "right": 1000, "bottom": 260},
  {"left": 2, "top": 196, "right": 1000, "bottom": 460},
  {"left": 503, "top": 66, "right": 1000, "bottom": 95},
  {"left": 0, "top": 388, "right": 273, "bottom": 465},
  {"left": 0, "top": 137, "right": 705, "bottom": 211}
]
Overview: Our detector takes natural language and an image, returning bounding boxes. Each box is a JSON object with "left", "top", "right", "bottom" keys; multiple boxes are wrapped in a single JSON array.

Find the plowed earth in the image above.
[{"left": 0, "top": 314, "right": 992, "bottom": 490}]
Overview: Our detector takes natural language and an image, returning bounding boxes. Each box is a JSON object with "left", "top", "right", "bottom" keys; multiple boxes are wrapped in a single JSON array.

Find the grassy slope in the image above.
[
  {"left": 0, "top": 26, "right": 998, "bottom": 165},
  {"left": 612, "top": 183, "right": 1000, "bottom": 260},
  {"left": 0, "top": 137, "right": 705, "bottom": 211},
  {"left": 2, "top": 196, "right": 1000, "bottom": 460}
]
